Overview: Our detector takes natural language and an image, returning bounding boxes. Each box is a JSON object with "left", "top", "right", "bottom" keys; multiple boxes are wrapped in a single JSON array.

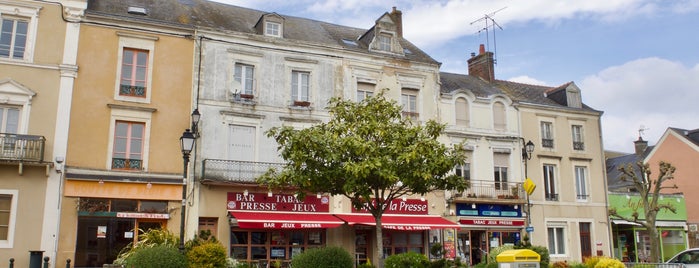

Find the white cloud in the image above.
[
  {"left": 580, "top": 58, "right": 699, "bottom": 153},
  {"left": 507, "top": 76, "right": 550, "bottom": 86}
]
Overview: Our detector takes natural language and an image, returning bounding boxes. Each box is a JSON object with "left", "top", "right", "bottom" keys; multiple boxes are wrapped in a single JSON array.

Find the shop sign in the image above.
[
  {"left": 383, "top": 225, "right": 431, "bottom": 231},
  {"left": 116, "top": 212, "right": 170, "bottom": 219},
  {"left": 459, "top": 218, "right": 525, "bottom": 226},
  {"left": 455, "top": 203, "right": 521, "bottom": 217},
  {"left": 245, "top": 222, "right": 328, "bottom": 229},
  {"left": 351, "top": 198, "right": 428, "bottom": 215},
  {"left": 226, "top": 192, "right": 330, "bottom": 212}
]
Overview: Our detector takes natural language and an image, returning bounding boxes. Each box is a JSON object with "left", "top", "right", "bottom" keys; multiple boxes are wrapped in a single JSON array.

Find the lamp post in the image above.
[
  {"left": 179, "top": 129, "right": 196, "bottom": 252},
  {"left": 521, "top": 139, "right": 535, "bottom": 231}
]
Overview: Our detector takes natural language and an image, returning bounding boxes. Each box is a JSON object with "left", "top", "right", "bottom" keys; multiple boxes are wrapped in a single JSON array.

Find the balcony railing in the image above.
[
  {"left": 202, "top": 159, "right": 285, "bottom": 183},
  {"left": 455, "top": 180, "right": 525, "bottom": 202},
  {"left": 542, "top": 139, "right": 554, "bottom": 148},
  {"left": 0, "top": 133, "right": 45, "bottom": 162},
  {"left": 573, "top": 141, "right": 585, "bottom": 150}
]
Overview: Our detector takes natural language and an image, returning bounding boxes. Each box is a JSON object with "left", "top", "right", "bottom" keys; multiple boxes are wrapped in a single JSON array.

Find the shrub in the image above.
[
  {"left": 568, "top": 261, "right": 586, "bottom": 268},
  {"left": 485, "top": 245, "right": 514, "bottom": 264},
  {"left": 123, "top": 244, "right": 187, "bottom": 268},
  {"left": 551, "top": 261, "right": 569, "bottom": 268},
  {"left": 187, "top": 242, "right": 228, "bottom": 268},
  {"left": 530, "top": 245, "right": 550, "bottom": 268},
  {"left": 114, "top": 228, "right": 180, "bottom": 265},
  {"left": 593, "top": 257, "right": 624, "bottom": 268},
  {"left": 291, "top": 246, "right": 353, "bottom": 268},
  {"left": 384, "top": 252, "right": 430, "bottom": 268}
]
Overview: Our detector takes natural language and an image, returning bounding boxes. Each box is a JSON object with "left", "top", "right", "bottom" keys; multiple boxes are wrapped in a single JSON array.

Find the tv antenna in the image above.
[
  {"left": 470, "top": 7, "right": 506, "bottom": 64},
  {"left": 638, "top": 125, "right": 650, "bottom": 139}
]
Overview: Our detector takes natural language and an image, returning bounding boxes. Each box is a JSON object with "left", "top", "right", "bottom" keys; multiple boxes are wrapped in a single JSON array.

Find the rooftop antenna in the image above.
[
  {"left": 470, "top": 7, "right": 506, "bottom": 64},
  {"left": 638, "top": 125, "right": 649, "bottom": 139}
]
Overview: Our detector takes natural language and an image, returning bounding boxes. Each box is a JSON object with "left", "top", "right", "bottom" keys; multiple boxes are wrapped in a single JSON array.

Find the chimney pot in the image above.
[
  {"left": 468, "top": 45, "right": 495, "bottom": 82},
  {"left": 479, "top": 44, "right": 486, "bottom": 54},
  {"left": 470, "top": 52, "right": 476, "bottom": 57}
]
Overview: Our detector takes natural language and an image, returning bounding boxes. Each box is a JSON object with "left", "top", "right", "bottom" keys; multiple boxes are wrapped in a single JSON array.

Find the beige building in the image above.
[
  {"left": 438, "top": 45, "right": 611, "bottom": 264},
  {"left": 0, "top": 0, "right": 84, "bottom": 266},
  {"left": 508, "top": 79, "right": 610, "bottom": 262},
  {"left": 58, "top": 2, "right": 195, "bottom": 267}
]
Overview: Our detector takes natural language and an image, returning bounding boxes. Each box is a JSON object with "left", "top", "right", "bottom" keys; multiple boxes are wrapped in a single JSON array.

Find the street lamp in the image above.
[
  {"left": 521, "top": 139, "right": 535, "bottom": 232},
  {"left": 179, "top": 129, "right": 196, "bottom": 252}
]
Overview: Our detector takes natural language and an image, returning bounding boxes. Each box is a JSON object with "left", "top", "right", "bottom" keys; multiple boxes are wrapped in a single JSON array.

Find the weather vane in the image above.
[{"left": 470, "top": 7, "right": 506, "bottom": 64}]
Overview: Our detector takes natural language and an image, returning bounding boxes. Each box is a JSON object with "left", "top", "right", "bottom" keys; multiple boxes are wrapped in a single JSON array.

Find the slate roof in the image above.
[
  {"left": 606, "top": 152, "right": 646, "bottom": 192},
  {"left": 669, "top": 127, "right": 699, "bottom": 147},
  {"left": 86, "top": 0, "right": 439, "bottom": 64},
  {"left": 439, "top": 72, "right": 601, "bottom": 114}
]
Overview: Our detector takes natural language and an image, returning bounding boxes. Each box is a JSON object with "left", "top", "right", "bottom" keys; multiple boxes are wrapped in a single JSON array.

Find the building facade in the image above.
[
  {"left": 512, "top": 80, "right": 611, "bottom": 262},
  {"left": 439, "top": 46, "right": 611, "bottom": 264},
  {"left": 188, "top": 3, "right": 457, "bottom": 266},
  {"left": 58, "top": 2, "right": 196, "bottom": 267},
  {"left": 0, "top": 0, "right": 84, "bottom": 266}
]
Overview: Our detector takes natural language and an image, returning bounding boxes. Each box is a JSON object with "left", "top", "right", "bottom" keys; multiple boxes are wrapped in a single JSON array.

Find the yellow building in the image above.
[
  {"left": 0, "top": 0, "right": 84, "bottom": 266},
  {"left": 58, "top": 3, "right": 195, "bottom": 267}
]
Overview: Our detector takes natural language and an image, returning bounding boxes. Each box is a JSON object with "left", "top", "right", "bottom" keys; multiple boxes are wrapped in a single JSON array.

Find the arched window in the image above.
[
  {"left": 493, "top": 102, "right": 506, "bottom": 131},
  {"left": 455, "top": 98, "right": 469, "bottom": 126}
]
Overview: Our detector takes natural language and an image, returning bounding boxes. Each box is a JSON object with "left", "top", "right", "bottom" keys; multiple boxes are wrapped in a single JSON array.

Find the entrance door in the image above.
[
  {"left": 470, "top": 230, "right": 486, "bottom": 265},
  {"left": 355, "top": 230, "right": 371, "bottom": 266},
  {"left": 75, "top": 217, "right": 135, "bottom": 268},
  {"left": 580, "top": 222, "right": 592, "bottom": 260}
]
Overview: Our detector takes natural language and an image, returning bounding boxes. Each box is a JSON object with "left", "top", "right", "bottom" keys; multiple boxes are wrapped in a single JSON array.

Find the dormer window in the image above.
[
  {"left": 265, "top": 21, "right": 281, "bottom": 37},
  {"left": 377, "top": 34, "right": 391, "bottom": 51}
]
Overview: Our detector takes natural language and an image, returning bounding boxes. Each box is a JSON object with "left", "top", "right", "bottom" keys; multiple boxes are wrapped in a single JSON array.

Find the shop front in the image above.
[
  {"left": 455, "top": 203, "right": 525, "bottom": 265},
  {"left": 62, "top": 179, "right": 182, "bottom": 268},
  {"left": 336, "top": 198, "right": 461, "bottom": 265},
  {"left": 226, "top": 191, "right": 342, "bottom": 267}
]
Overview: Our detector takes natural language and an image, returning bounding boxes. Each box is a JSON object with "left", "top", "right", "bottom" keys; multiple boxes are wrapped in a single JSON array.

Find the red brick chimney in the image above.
[
  {"left": 468, "top": 44, "right": 495, "bottom": 82},
  {"left": 389, "top": 6, "right": 403, "bottom": 38}
]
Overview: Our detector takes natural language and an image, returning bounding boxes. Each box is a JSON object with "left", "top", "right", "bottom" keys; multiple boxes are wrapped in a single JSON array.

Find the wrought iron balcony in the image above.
[
  {"left": 0, "top": 133, "right": 45, "bottom": 162},
  {"left": 573, "top": 141, "right": 585, "bottom": 151},
  {"left": 202, "top": 159, "right": 284, "bottom": 183},
  {"left": 453, "top": 180, "right": 525, "bottom": 203},
  {"left": 541, "top": 139, "right": 554, "bottom": 148}
]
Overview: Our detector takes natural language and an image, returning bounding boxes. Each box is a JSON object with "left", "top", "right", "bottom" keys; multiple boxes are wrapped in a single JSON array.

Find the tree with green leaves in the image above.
[
  {"left": 258, "top": 90, "right": 467, "bottom": 268},
  {"left": 608, "top": 161, "right": 678, "bottom": 262}
]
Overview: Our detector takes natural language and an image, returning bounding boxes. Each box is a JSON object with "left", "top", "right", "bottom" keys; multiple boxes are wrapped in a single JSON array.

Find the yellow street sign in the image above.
[{"left": 523, "top": 178, "right": 536, "bottom": 196}]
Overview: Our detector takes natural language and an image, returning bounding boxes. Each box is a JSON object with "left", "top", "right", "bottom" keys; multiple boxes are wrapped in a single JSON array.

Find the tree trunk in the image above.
[
  {"left": 375, "top": 216, "right": 384, "bottom": 268},
  {"left": 646, "top": 219, "right": 661, "bottom": 262}
]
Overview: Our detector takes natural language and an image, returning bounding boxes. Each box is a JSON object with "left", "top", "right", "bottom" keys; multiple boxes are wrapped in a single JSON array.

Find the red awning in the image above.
[
  {"left": 228, "top": 211, "right": 344, "bottom": 229},
  {"left": 334, "top": 213, "right": 460, "bottom": 230}
]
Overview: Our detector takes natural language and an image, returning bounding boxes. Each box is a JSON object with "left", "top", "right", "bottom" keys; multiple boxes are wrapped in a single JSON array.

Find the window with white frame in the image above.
[
  {"left": 377, "top": 34, "right": 391, "bottom": 51},
  {"left": 0, "top": 3, "right": 39, "bottom": 62},
  {"left": 119, "top": 48, "right": 148, "bottom": 98},
  {"left": 234, "top": 63, "right": 255, "bottom": 97},
  {"left": 547, "top": 224, "right": 566, "bottom": 255},
  {"left": 575, "top": 166, "right": 588, "bottom": 200},
  {"left": 455, "top": 162, "right": 470, "bottom": 181},
  {"left": 0, "top": 190, "right": 18, "bottom": 248},
  {"left": 112, "top": 121, "right": 144, "bottom": 170},
  {"left": 265, "top": 21, "right": 281, "bottom": 37},
  {"left": 493, "top": 102, "right": 506, "bottom": 131},
  {"left": 494, "top": 153, "right": 509, "bottom": 190},
  {"left": 543, "top": 164, "right": 558, "bottom": 201},
  {"left": 0, "top": 17, "right": 28, "bottom": 60},
  {"left": 291, "top": 71, "right": 310, "bottom": 105},
  {"left": 108, "top": 106, "right": 152, "bottom": 171},
  {"left": 114, "top": 33, "right": 156, "bottom": 103},
  {"left": 401, "top": 89, "right": 418, "bottom": 120},
  {"left": 0, "top": 106, "right": 19, "bottom": 134},
  {"left": 572, "top": 125, "right": 584, "bottom": 151},
  {"left": 357, "top": 82, "right": 374, "bottom": 102},
  {"left": 541, "top": 121, "right": 554, "bottom": 148},
  {"left": 455, "top": 98, "right": 469, "bottom": 126}
]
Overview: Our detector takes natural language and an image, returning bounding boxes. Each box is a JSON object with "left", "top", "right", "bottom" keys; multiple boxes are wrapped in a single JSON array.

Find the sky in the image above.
[{"left": 212, "top": 0, "right": 699, "bottom": 153}]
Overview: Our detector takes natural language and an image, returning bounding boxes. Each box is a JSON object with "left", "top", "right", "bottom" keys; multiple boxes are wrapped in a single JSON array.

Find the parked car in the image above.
[{"left": 667, "top": 248, "right": 699, "bottom": 267}]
